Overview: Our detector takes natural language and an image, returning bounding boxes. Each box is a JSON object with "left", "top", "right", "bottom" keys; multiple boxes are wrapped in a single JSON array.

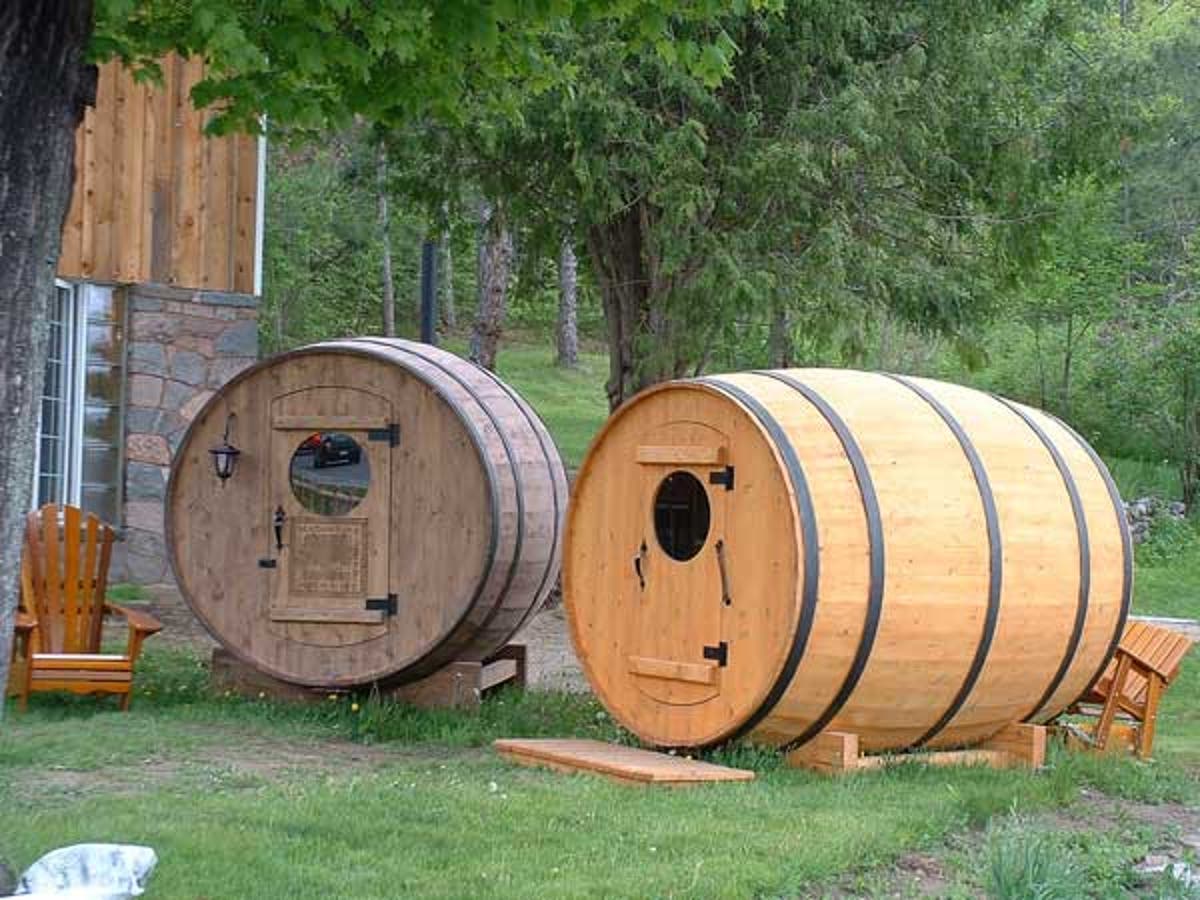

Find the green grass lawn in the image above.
[
  {"left": 2, "top": 663, "right": 1195, "bottom": 899},
  {"left": 492, "top": 344, "right": 609, "bottom": 468},
  {"left": 2, "top": 599, "right": 1197, "bottom": 899},
  {"left": 440, "top": 336, "right": 609, "bottom": 468}
]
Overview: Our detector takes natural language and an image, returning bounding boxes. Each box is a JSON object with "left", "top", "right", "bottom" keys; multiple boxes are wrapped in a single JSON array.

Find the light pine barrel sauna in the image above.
[
  {"left": 565, "top": 369, "right": 1132, "bottom": 751},
  {"left": 167, "top": 338, "right": 567, "bottom": 687}
]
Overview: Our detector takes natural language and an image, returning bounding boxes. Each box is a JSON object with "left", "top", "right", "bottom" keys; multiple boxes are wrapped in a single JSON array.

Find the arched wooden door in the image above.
[
  {"left": 629, "top": 420, "right": 732, "bottom": 706},
  {"left": 266, "top": 385, "right": 395, "bottom": 648}
]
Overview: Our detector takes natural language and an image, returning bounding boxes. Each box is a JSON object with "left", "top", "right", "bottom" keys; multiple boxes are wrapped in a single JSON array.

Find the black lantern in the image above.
[{"left": 210, "top": 413, "right": 240, "bottom": 482}]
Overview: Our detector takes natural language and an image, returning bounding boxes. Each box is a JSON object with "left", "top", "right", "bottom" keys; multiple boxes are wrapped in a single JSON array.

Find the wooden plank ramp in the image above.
[{"left": 492, "top": 739, "right": 755, "bottom": 786}]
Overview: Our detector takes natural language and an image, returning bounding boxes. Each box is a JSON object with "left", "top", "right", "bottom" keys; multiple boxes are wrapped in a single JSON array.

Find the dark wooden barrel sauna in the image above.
[
  {"left": 565, "top": 369, "right": 1131, "bottom": 751},
  {"left": 167, "top": 338, "right": 567, "bottom": 687}
]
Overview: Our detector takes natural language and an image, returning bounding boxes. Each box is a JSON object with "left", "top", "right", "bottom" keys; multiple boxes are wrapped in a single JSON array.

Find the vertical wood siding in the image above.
[{"left": 58, "top": 56, "right": 259, "bottom": 295}]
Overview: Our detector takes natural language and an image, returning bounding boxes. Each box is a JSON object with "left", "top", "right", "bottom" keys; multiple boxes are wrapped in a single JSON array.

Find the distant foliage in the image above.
[{"left": 1136, "top": 515, "right": 1200, "bottom": 567}]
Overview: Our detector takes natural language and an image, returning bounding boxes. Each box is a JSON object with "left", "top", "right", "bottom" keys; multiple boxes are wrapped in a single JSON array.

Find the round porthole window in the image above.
[
  {"left": 653, "top": 471, "right": 711, "bottom": 561},
  {"left": 288, "top": 432, "right": 370, "bottom": 516}
]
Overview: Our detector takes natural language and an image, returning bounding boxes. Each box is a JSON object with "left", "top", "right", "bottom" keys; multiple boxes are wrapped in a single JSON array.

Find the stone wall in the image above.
[{"left": 112, "top": 283, "right": 259, "bottom": 583}]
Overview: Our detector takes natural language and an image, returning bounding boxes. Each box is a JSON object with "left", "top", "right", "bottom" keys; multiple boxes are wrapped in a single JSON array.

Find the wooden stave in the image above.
[
  {"left": 345, "top": 339, "right": 566, "bottom": 669},
  {"left": 728, "top": 369, "right": 1127, "bottom": 752},
  {"left": 565, "top": 368, "right": 1130, "bottom": 752},
  {"left": 167, "top": 338, "right": 563, "bottom": 687}
]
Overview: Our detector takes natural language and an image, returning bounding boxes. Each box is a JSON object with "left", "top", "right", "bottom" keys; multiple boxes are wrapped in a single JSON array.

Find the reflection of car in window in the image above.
[
  {"left": 313, "top": 432, "right": 363, "bottom": 469},
  {"left": 296, "top": 432, "right": 321, "bottom": 455}
]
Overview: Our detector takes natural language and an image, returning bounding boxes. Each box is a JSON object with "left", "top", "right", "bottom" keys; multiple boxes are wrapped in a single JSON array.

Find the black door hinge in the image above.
[
  {"left": 368, "top": 423, "right": 400, "bottom": 447},
  {"left": 709, "top": 466, "right": 735, "bottom": 490},
  {"left": 703, "top": 641, "right": 729, "bottom": 667},
  {"left": 365, "top": 594, "right": 398, "bottom": 616},
  {"left": 258, "top": 558, "right": 277, "bottom": 569}
]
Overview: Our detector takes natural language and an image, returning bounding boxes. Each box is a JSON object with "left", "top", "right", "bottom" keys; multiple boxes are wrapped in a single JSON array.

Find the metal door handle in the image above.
[
  {"left": 634, "top": 541, "right": 647, "bottom": 591},
  {"left": 273, "top": 506, "right": 286, "bottom": 551},
  {"left": 716, "top": 539, "right": 732, "bottom": 607}
]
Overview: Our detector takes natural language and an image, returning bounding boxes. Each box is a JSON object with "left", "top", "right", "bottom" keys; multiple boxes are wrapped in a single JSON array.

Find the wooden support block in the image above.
[
  {"left": 487, "top": 643, "right": 528, "bottom": 690},
  {"left": 391, "top": 661, "right": 484, "bottom": 710},
  {"left": 389, "top": 643, "right": 527, "bottom": 710},
  {"left": 494, "top": 738, "right": 755, "bottom": 786},
  {"left": 211, "top": 643, "right": 527, "bottom": 710},
  {"left": 1051, "top": 721, "right": 1139, "bottom": 756},
  {"left": 786, "top": 725, "right": 1046, "bottom": 775},
  {"left": 979, "top": 722, "right": 1046, "bottom": 769},
  {"left": 210, "top": 648, "right": 334, "bottom": 703},
  {"left": 785, "top": 731, "right": 860, "bottom": 774}
]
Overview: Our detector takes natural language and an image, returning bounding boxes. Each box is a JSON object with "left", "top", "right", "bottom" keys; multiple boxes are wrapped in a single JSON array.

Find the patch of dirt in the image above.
[
  {"left": 512, "top": 604, "right": 588, "bottom": 693},
  {"left": 1070, "top": 788, "right": 1200, "bottom": 834},
  {"left": 813, "top": 852, "right": 962, "bottom": 899}
]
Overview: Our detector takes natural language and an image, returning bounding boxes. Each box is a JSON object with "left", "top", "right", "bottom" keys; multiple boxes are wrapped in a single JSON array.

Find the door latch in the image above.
[{"left": 273, "top": 505, "right": 286, "bottom": 551}]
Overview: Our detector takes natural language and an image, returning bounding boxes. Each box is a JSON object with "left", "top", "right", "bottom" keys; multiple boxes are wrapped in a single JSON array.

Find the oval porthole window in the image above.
[
  {"left": 289, "top": 432, "right": 370, "bottom": 516},
  {"left": 653, "top": 470, "right": 711, "bottom": 562}
]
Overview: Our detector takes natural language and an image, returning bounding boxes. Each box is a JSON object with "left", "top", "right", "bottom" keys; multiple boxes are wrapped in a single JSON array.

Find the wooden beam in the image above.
[
  {"left": 786, "top": 725, "right": 1047, "bottom": 775},
  {"left": 636, "top": 445, "right": 724, "bottom": 466}
]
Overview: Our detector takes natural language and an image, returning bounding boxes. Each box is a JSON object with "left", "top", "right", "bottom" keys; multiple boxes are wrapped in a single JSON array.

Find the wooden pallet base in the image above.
[
  {"left": 1050, "top": 721, "right": 1141, "bottom": 757},
  {"left": 786, "top": 723, "right": 1047, "bottom": 775},
  {"left": 493, "top": 738, "right": 755, "bottom": 786},
  {"left": 210, "top": 644, "right": 526, "bottom": 710}
]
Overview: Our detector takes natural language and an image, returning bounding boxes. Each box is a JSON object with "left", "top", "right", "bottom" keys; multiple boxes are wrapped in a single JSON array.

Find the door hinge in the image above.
[
  {"left": 709, "top": 465, "right": 735, "bottom": 490},
  {"left": 365, "top": 594, "right": 398, "bottom": 616},
  {"left": 368, "top": 423, "right": 401, "bottom": 447},
  {"left": 258, "top": 558, "right": 277, "bottom": 569},
  {"left": 703, "top": 641, "right": 729, "bottom": 667}
]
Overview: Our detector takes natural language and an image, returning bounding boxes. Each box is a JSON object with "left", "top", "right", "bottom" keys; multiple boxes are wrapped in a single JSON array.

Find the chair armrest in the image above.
[
  {"left": 14, "top": 611, "right": 37, "bottom": 633},
  {"left": 105, "top": 603, "right": 163, "bottom": 664},
  {"left": 105, "top": 603, "right": 163, "bottom": 635}
]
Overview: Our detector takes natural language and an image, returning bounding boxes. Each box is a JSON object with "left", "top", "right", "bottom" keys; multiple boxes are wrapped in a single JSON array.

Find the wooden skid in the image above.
[
  {"left": 209, "top": 644, "right": 525, "bottom": 709},
  {"left": 1051, "top": 721, "right": 1140, "bottom": 756},
  {"left": 493, "top": 738, "right": 755, "bottom": 786},
  {"left": 786, "top": 724, "right": 1046, "bottom": 775}
]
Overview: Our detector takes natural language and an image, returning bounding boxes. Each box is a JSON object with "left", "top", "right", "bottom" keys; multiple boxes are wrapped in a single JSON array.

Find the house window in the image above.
[
  {"left": 34, "top": 281, "right": 127, "bottom": 526},
  {"left": 36, "top": 282, "right": 81, "bottom": 509}
]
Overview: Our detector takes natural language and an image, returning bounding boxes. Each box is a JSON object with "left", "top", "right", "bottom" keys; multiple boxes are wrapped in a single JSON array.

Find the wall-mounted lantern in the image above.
[{"left": 209, "top": 413, "right": 241, "bottom": 483}]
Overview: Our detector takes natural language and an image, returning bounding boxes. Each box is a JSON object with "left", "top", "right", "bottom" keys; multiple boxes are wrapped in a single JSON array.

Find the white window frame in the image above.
[{"left": 31, "top": 279, "right": 87, "bottom": 509}]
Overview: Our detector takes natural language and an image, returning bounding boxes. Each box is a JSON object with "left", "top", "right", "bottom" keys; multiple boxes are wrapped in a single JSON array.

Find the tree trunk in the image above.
[
  {"left": 1061, "top": 314, "right": 1075, "bottom": 420},
  {"left": 439, "top": 203, "right": 456, "bottom": 331},
  {"left": 768, "top": 302, "right": 793, "bottom": 369},
  {"left": 556, "top": 235, "right": 579, "bottom": 368},
  {"left": 377, "top": 142, "right": 396, "bottom": 337},
  {"left": 469, "top": 199, "right": 513, "bottom": 371},
  {"left": 586, "top": 201, "right": 690, "bottom": 410},
  {"left": 0, "top": 0, "right": 97, "bottom": 719}
]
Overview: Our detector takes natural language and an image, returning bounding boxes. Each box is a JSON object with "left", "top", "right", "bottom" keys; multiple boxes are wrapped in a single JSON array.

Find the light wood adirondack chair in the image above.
[
  {"left": 7, "top": 504, "right": 163, "bottom": 711},
  {"left": 1066, "top": 620, "right": 1194, "bottom": 759}
]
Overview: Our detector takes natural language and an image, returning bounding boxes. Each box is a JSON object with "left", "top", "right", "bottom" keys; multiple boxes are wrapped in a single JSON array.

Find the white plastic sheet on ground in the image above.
[{"left": 9, "top": 844, "right": 156, "bottom": 899}]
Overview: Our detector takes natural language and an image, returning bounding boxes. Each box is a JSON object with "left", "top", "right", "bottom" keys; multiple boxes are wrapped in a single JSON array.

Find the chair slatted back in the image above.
[
  {"left": 1096, "top": 621, "right": 1194, "bottom": 706},
  {"left": 1122, "top": 621, "right": 1193, "bottom": 680},
  {"left": 22, "top": 504, "right": 114, "bottom": 654}
]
